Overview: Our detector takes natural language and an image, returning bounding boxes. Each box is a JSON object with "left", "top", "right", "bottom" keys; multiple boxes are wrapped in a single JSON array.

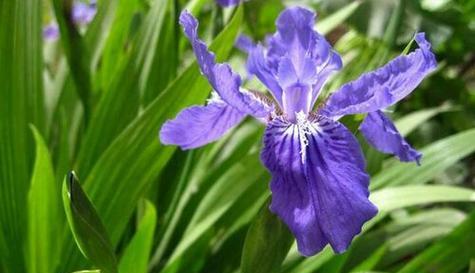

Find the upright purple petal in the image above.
[
  {"left": 179, "top": 11, "right": 270, "bottom": 118},
  {"left": 322, "top": 33, "right": 437, "bottom": 118},
  {"left": 261, "top": 116, "right": 378, "bottom": 256},
  {"left": 160, "top": 101, "right": 245, "bottom": 150},
  {"left": 244, "top": 7, "right": 341, "bottom": 121},
  {"left": 360, "top": 110, "right": 422, "bottom": 164},
  {"left": 247, "top": 45, "right": 283, "bottom": 104},
  {"left": 270, "top": 8, "right": 342, "bottom": 100},
  {"left": 216, "top": 0, "right": 241, "bottom": 7}
]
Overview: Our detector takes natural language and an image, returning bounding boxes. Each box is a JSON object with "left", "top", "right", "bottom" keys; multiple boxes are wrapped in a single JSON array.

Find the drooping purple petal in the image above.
[
  {"left": 216, "top": 0, "right": 241, "bottom": 7},
  {"left": 261, "top": 116, "right": 378, "bottom": 256},
  {"left": 43, "top": 23, "right": 60, "bottom": 40},
  {"left": 160, "top": 101, "right": 245, "bottom": 150},
  {"left": 179, "top": 10, "right": 270, "bottom": 118},
  {"left": 360, "top": 110, "right": 422, "bottom": 164},
  {"left": 321, "top": 33, "right": 437, "bottom": 118}
]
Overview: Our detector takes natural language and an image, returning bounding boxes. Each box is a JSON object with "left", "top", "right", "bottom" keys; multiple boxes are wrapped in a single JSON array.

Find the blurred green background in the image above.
[{"left": 0, "top": 0, "right": 475, "bottom": 273}]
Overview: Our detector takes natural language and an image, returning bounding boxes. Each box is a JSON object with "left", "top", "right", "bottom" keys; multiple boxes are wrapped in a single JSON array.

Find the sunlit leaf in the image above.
[
  {"left": 62, "top": 172, "right": 118, "bottom": 273},
  {"left": 27, "top": 126, "right": 62, "bottom": 273},
  {"left": 119, "top": 200, "right": 157, "bottom": 273}
]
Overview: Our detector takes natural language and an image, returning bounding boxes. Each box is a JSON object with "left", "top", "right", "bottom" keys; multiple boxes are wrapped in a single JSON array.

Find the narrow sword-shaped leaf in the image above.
[
  {"left": 371, "top": 128, "right": 475, "bottom": 189},
  {"left": 76, "top": 0, "right": 172, "bottom": 178},
  {"left": 62, "top": 172, "right": 118, "bottom": 273},
  {"left": 0, "top": 0, "right": 44, "bottom": 271},
  {"left": 241, "top": 199, "right": 294, "bottom": 273},
  {"left": 59, "top": 7, "right": 244, "bottom": 271},
  {"left": 118, "top": 200, "right": 157, "bottom": 273},
  {"left": 27, "top": 127, "right": 62, "bottom": 273},
  {"left": 52, "top": 0, "right": 92, "bottom": 120},
  {"left": 398, "top": 210, "right": 475, "bottom": 273}
]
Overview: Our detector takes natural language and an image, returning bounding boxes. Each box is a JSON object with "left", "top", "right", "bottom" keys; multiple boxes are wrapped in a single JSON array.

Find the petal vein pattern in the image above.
[
  {"left": 360, "top": 110, "right": 422, "bottom": 164},
  {"left": 321, "top": 33, "right": 437, "bottom": 118},
  {"left": 160, "top": 102, "right": 246, "bottom": 150},
  {"left": 261, "top": 116, "right": 378, "bottom": 256}
]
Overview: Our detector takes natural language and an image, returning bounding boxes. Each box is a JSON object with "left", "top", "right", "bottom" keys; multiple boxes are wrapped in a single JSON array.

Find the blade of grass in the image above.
[
  {"left": 371, "top": 185, "right": 475, "bottom": 213},
  {"left": 160, "top": 152, "right": 265, "bottom": 269},
  {"left": 316, "top": 1, "right": 363, "bottom": 35},
  {"left": 241, "top": 199, "right": 294, "bottom": 273},
  {"left": 118, "top": 200, "right": 157, "bottom": 273},
  {"left": 63, "top": 172, "right": 118, "bottom": 273},
  {"left": 52, "top": 0, "right": 92, "bottom": 121},
  {"left": 371, "top": 128, "right": 475, "bottom": 189},
  {"left": 59, "top": 7, "right": 244, "bottom": 272},
  {"left": 394, "top": 104, "right": 454, "bottom": 137},
  {"left": 398, "top": 210, "right": 475, "bottom": 273},
  {"left": 0, "top": 0, "right": 43, "bottom": 271},
  {"left": 27, "top": 126, "right": 62, "bottom": 273},
  {"left": 75, "top": 0, "right": 172, "bottom": 178}
]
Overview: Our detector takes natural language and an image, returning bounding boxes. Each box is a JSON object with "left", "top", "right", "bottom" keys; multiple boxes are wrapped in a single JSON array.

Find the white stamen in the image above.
[
  {"left": 207, "top": 91, "right": 224, "bottom": 105},
  {"left": 296, "top": 111, "right": 312, "bottom": 163}
]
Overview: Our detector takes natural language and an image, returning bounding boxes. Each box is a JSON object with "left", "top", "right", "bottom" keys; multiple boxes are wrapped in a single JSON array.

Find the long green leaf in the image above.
[
  {"left": 371, "top": 185, "right": 475, "bottom": 212},
  {"left": 119, "top": 200, "right": 157, "bottom": 273},
  {"left": 59, "top": 7, "right": 244, "bottom": 271},
  {"left": 52, "top": 0, "right": 92, "bottom": 119},
  {"left": 76, "top": 0, "right": 172, "bottom": 178},
  {"left": 0, "top": 0, "right": 43, "bottom": 271},
  {"left": 398, "top": 210, "right": 475, "bottom": 273},
  {"left": 27, "top": 127, "right": 61, "bottom": 273},
  {"left": 62, "top": 172, "right": 118, "bottom": 273},
  {"left": 394, "top": 104, "right": 453, "bottom": 137},
  {"left": 241, "top": 199, "right": 294, "bottom": 273},
  {"left": 371, "top": 128, "right": 475, "bottom": 189},
  {"left": 98, "top": 0, "right": 143, "bottom": 90},
  {"left": 316, "top": 1, "right": 363, "bottom": 35},
  {"left": 164, "top": 153, "right": 264, "bottom": 267}
]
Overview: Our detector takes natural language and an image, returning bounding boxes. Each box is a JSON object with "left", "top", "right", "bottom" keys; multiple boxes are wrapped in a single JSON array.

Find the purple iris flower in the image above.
[
  {"left": 160, "top": 7, "right": 436, "bottom": 256},
  {"left": 43, "top": 0, "right": 97, "bottom": 41},
  {"left": 216, "top": 0, "right": 241, "bottom": 7}
]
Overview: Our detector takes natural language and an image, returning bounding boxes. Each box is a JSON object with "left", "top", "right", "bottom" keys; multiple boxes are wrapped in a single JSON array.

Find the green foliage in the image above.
[
  {"left": 119, "top": 200, "right": 157, "bottom": 273},
  {"left": 241, "top": 199, "right": 294, "bottom": 273},
  {"left": 0, "top": 0, "right": 475, "bottom": 273},
  {"left": 62, "top": 172, "right": 118, "bottom": 273},
  {"left": 28, "top": 126, "right": 61, "bottom": 273}
]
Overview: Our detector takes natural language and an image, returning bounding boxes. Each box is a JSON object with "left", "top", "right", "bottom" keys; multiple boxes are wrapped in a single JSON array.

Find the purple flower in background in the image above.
[
  {"left": 216, "top": 0, "right": 241, "bottom": 7},
  {"left": 160, "top": 7, "right": 436, "bottom": 256},
  {"left": 72, "top": 0, "right": 97, "bottom": 25},
  {"left": 43, "top": 0, "right": 97, "bottom": 41},
  {"left": 43, "top": 23, "right": 60, "bottom": 41}
]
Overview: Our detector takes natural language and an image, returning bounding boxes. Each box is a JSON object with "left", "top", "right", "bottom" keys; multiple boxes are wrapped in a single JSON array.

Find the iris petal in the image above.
[
  {"left": 179, "top": 11, "right": 270, "bottom": 118},
  {"left": 261, "top": 116, "right": 378, "bottom": 256},
  {"left": 247, "top": 44, "right": 284, "bottom": 104},
  {"left": 322, "top": 33, "right": 437, "bottom": 118},
  {"left": 245, "top": 7, "right": 342, "bottom": 118},
  {"left": 269, "top": 7, "right": 342, "bottom": 96},
  {"left": 160, "top": 101, "right": 245, "bottom": 150},
  {"left": 216, "top": 0, "right": 240, "bottom": 7},
  {"left": 235, "top": 35, "right": 255, "bottom": 53},
  {"left": 360, "top": 110, "right": 422, "bottom": 164}
]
